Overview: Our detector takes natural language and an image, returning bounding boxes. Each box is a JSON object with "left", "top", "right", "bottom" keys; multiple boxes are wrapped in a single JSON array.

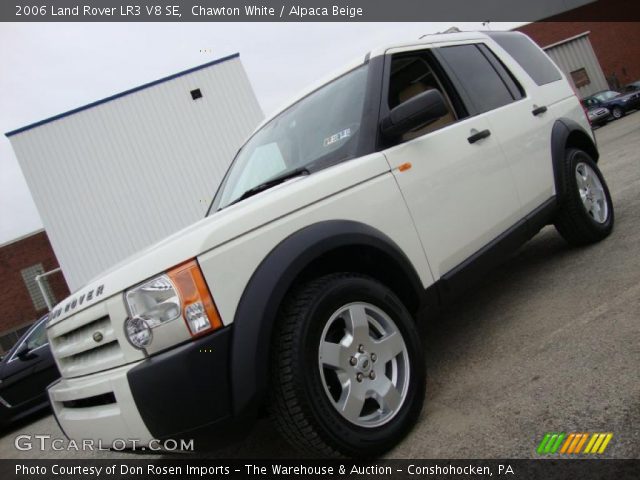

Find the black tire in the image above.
[
  {"left": 269, "top": 273, "right": 425, "bottom": 458},
  {"left": 611, "top": 106, "right": 624, "bottom": 119},
  {"left": 554, "top": 148, "right": 614, "bottom": 246}
]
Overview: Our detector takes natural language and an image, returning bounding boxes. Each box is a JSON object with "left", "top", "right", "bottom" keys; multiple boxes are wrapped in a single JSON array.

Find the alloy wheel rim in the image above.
[
  {"left": 318, "top": 302, "right": 410, "bottom": 428},
  {"left": 575, "top": 162, "right": 608, "bottom": 224}
]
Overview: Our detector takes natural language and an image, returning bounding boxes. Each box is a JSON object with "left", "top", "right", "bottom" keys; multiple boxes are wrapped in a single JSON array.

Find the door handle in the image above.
[
  {"left": 532, "top": 105, "right": 548, "bottom": 116},
  {"left": 467, "top": 129, "right": 491, "bottom": 144}
]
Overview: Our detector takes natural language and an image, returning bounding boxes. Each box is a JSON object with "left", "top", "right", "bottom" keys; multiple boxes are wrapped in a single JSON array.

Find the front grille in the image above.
[
  {"left": 62, "top": 392, "right": 116, "bottom": 409},
  {"left": 48, "top": 304, "right": 134, "bottom": 378},
  {"left": 57, "top": 340, "right": 122, "bottom": 377},
  {"left": 53, "top": 315, "right": 111, "bottom": 354}
]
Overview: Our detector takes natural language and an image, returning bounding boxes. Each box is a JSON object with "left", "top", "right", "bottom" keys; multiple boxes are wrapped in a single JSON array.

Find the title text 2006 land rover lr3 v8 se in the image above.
[{"left": 46, "top": 32, "right": 613, "bottom": 457}]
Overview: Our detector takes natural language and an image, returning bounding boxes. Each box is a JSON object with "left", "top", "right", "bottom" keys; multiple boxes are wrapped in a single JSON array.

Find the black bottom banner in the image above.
[{"left": 2, "top": 459, "right": 639, "bottom": 480}]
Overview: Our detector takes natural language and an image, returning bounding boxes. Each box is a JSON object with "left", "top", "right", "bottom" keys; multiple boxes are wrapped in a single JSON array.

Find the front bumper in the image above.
[{"left": 49, "top": 327, "right": 232, "bottom": 445}]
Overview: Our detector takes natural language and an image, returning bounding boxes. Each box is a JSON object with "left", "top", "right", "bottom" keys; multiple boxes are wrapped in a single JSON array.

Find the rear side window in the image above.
[
  {"left": 438, "top": 44, "right": 518, "bottom": 114},
  {"left": 487, "top": 32, "right": 562, "bottom": 86}
]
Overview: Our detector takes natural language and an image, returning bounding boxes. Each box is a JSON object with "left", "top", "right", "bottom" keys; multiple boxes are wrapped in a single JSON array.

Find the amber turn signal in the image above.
[{"left": 168, "top": 260, "right": 222, "bottom": 336}]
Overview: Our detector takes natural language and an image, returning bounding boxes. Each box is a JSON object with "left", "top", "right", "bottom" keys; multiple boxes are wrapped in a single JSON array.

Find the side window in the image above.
[
  {"left": 477, "top": 44, "right": 524, "bottom": 100},
  {"left": 386, "top": 51, "right": 465, "bottom": 143},
  {"left": 487, "top": 32, "right": 562, "bottom": 86},
  {"left": 10, "top": 319, "right": 48, "bottom": 361},
  {"left": 26, "top": 320, "right": 48, "bottom": 351},
  {"left": 438, "top": 44, "right": 521, "bottom": 114},
  {"left": 584, "top": 98, "right": 598, "bottom": 108}
]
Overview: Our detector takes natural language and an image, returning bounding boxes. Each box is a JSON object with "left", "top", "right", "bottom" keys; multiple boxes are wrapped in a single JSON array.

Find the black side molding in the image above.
[
  {"left": 438, "top": 197, "right": 557, "bottom": 303},
  {"left": 550, "top": 118, "right": 599, "bottom": 206}
]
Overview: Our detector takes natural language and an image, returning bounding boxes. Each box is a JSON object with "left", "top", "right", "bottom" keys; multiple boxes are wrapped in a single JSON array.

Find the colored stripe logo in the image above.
[{"left": 537, "top": 432, "right": 613, "bottom": 455}]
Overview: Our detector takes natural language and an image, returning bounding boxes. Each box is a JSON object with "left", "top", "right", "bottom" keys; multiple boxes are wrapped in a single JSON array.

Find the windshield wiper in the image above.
[{"left": 222, "top": 166, "right": 310, "bottom": 210}]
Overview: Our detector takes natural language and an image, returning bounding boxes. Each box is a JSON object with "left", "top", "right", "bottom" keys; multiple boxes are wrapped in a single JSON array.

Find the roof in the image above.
[{"left": 6, "top": 52, "right": 240, "bottom": 137}]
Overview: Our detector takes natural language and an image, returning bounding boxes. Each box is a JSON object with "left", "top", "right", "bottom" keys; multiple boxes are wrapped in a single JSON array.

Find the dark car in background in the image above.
[
  {"left": 0, "top": 315, "right": 59, "bottom": 427},
  {"left": 583, "top": 89, "right": 640, "bottom": 120},
  {"left": 582, "top": 102, "right": 610, "bottom": 128}
]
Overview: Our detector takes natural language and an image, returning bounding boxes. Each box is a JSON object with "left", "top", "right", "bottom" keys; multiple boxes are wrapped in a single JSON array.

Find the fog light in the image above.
[
  {"left": 185, "top": 302, "right": 211, "bottom": 334},
  {"left": 124, "top": 316, "right": 153, "bottom": 349}
]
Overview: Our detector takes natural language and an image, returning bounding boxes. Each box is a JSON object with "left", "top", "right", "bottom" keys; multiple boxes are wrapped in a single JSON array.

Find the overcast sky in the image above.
[{"left": 0, "top": 22, "right": 522, "bottom": 244}]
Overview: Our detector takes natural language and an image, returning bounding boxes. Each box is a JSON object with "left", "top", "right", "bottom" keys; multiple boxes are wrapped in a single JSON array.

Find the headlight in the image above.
[
  {"left": 124, "top": 260, "right": 222, "bottom": 350},
  {"left": 125, "top": 275, "right": 181, "bottom": 328}
]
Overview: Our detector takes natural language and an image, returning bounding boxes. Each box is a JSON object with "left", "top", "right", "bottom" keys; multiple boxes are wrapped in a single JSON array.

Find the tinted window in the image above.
[
  {"left": 26, "top": 320, "right": 48, "bottom": 350},
  {"left": 438, "top": 44, "right": 516, "bottom": 114},
  {"left": 583, "top": 98, "right": 599, "bottom": 108},
  {"left": 477, "top": 44, "right": 524, "bottom": 100},
  {"left": 487, "top": 32, "right": 562, "bottom": 86},
  {"left": 385, "top": 53, "right": 461, "bottom": 142}
]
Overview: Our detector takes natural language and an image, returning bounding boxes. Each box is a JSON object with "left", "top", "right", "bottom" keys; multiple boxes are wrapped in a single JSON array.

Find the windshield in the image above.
[
  {"left": 593, "top": 91, "right": 620, "bottom": 102},
  {"left": 211, "top": 64, "right": 369, "bottom": 211}
]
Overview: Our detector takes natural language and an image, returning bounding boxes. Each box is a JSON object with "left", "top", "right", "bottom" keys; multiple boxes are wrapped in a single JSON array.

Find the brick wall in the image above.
[
  {"left": 517, "top": 20, "right": 640, "bottom": 88},
  {"left": 0, "top": 230, "right": 70, "bottom": 336}
]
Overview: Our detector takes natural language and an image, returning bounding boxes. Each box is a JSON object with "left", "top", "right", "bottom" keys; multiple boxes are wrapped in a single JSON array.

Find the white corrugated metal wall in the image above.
[
  {"left": 544, "top": 32, "right": 608, "bottom": 98},
  {"left": 8, "top": 55, "right": 263, "bottom": 290}
]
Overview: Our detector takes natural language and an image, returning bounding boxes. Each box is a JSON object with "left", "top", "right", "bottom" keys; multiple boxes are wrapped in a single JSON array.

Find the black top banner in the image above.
[{"left": 2, "top": 0, "right": 640, "bottom": 22}]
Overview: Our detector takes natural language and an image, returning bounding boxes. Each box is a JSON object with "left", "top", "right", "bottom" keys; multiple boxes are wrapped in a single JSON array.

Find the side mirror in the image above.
[
  {"left": 16, "top": 344, "right": 35, "bottom": 360},
  {"left": 381, "top": 89, "right": 448, "bottom": 139}
]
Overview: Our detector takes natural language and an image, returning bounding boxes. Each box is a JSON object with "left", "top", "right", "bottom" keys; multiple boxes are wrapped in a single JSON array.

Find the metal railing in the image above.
[{"left": 35, "top": 267, "right": 61, "bottom": 311}]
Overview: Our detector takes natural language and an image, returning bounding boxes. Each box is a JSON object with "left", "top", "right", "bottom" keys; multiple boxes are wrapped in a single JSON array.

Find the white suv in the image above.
[{"left": 46, "top": 31, "right": 613, "bottom": 457}]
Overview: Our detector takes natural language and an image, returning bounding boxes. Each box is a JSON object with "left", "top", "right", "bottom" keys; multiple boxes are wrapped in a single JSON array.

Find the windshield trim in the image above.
[{"left": 206, "top": 60, "right": 373, "bottom": 216}]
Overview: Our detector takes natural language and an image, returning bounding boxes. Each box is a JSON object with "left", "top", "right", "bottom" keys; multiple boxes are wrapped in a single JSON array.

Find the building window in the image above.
[
  {"left": 190, "top": 88, "right": 203, "bottom": 100},
  {"left": 571, "top": 68, "right": 591, "bottom": 88},
  {"left": 20, "top": 264, "right": 55, "bottom": 311}
]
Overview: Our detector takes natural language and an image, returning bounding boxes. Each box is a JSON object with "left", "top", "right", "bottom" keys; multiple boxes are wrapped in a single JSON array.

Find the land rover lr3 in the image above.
[{"left": 46, "top": 31, "right": 614, "bottom": 457}]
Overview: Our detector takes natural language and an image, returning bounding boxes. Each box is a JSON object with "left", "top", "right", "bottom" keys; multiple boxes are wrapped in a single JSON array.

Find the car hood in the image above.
[{"left": 48, "top": 154, "right": 391, "bottom": 326}]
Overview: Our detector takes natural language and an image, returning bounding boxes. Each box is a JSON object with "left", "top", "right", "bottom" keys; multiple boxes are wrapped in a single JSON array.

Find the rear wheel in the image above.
[
  {"left": 269, "top": 273, "right": 425, "bottom": 457},
  {"left": 554, "top": 148, "right": 614, "bottom": 245}
]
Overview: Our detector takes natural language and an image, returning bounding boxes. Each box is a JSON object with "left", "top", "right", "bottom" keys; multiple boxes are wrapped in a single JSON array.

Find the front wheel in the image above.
[
  {"left": 611, "top": 106, "right": 624, "bottom": 119},
  {"left": 269, "top": 273, "right": 425, "bottom": 457},
  {"left": 554, "top": 148, "right": 614, "bottom": 246}
]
